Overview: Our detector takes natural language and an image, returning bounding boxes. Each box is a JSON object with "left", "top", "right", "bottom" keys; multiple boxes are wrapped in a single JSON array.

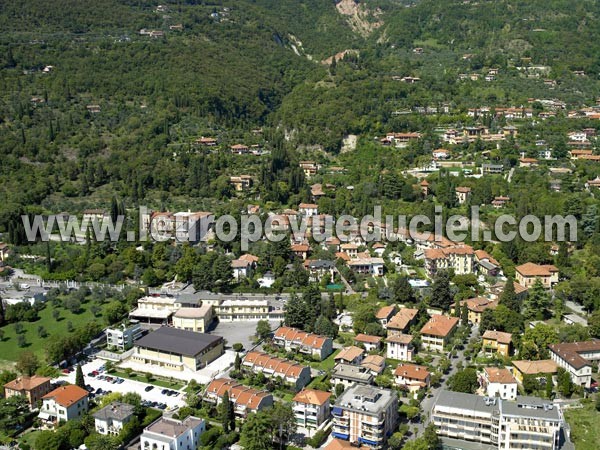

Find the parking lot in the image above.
[
  {"left": 57, "top": 359, "right": 186, "bottom": 409},
  {"left": 210, "top": 320, "right": 280, "bottom": 351}
]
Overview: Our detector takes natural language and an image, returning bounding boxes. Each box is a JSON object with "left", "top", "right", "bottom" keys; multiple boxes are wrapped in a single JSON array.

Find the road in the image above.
[{"left": 413, "top": 325, "right": 476, "bottom": 437}]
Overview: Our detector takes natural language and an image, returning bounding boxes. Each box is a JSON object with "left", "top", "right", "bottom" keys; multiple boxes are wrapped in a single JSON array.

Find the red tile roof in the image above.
[
  {"left": 42, "top": 385, "right": 88, "bottom": 407},
  {"left": 4, "top": 375, "right": 51, "bottom": 392},
  {"left": 420, "top": 315, "right": 459, "bottom": 337},
  {"left": 482, "top": 330, "right": 513, "bottom": 345},
  {"left": 516, "top": 262, "right": 558, "bottom": 277},
  {"left": 354, "top": 334, "right": 383, "bottom": 345},
  {"left": 484, "top": 367, "right": 516, "bottom": 384},
  {"left": 394, "top": 363, "right": 430, "bottom": 381},
  {"left": 293, "top": 388, "right": 331, "bottom": 406}
]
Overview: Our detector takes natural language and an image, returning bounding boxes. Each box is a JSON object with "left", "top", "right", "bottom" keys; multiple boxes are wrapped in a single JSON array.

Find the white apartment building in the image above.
[
  {"left": 385, "top": 334, "right": 414, "bottom": 361},
  {"left": 293, "top": 389, "right": 332, "bottom": 432},
  {"left": 140, "top": 416, "right": 205, "bottom": 450},
  {"left": 433, "top": 390, "right": 564, "bottom": 450},
  {"left": 549, "top": 340, "right": 600, "bottom": 388},
  {"left": 39, "top": 385, "right": 89, "bottom": 423},
  {"left": 93, "top": 402, "right": 135, "bottom": 435},
  {"left": 482, "top": 367, "right": 518, "bottom": 401},
  {"left": 106, "top": 322, "right": 143, "bottom": 350}
]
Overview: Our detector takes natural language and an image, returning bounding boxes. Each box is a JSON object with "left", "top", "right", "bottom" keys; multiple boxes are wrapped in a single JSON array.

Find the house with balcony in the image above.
[
  {"left": 548, "top": 340, "right": 600, "bottom": 388},
  {"left": 293, "top": 388, "right": 332, "bottom": 432},
  {"left": 482, "top": 330, "right": 513, "bottom": 357},
  {"left": 106, "top": 322, "right": 143, "bottom": 351},
  {"left": 375, "top": 305, "right": 397, "bottom": 327},
  {"left": 386, "top": 334, "right": 414, "bottom": 361},
  {"left": 420, "top": 315, "right": 459, "bottom": 352},
  {"left": 242, "top": 351, "right": 311, "bottom": 390},
  {"left": 386, "top": 308, "right": 419, "bottom": 335},
  {"left": 39, "top": 385, "right": 89, "bottom": 423},
  {"left": 204, "top": 378, "right": 273, "bottom": 418},
  {"left": 481, "top": 367, "right": 517, "bottom": 400},
  {"left": 93, "top": 402, "right": 136, "bottom": 435},
  {"left": 394, "top": 363, "right": 430, "bottom": 392},
  {"left": 450, "top": 297, "right": 498, "bottom": 325},
  {"left": 331, "top": 385, "right": 398, "bottom": 449},
  {"left": 335, "top": 346, "right": 365, "bottom": 365},
  {"left": 140, "top": 416, "right": 205, "bottom": 450},
  {"left": 273, "top": 326, "right": 334, "bottom": 361}
]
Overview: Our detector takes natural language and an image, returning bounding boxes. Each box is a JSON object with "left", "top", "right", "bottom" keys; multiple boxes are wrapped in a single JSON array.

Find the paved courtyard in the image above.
[{"left": 210, "top": 319, "right": 280, "bottom": 351}]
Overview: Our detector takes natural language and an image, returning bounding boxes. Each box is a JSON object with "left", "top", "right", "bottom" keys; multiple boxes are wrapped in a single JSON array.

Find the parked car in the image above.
[{"left": 144, "top": 385, "right": 154, "bottom": 392}]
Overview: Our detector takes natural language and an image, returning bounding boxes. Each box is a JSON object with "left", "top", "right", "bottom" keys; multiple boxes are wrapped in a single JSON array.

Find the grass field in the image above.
[
  {"left": 0, "top": 303, "right": 98, "bottom": 361},
  {"left": 111, "top": 370, "right": 185, "bottom": 390},
  {"left": 564, "top": 400, "right": 600, "bottom": 450},
  {"left": 18, "top": 430, "right": 41, "bottom": 448},
  {"left": 309, "top": 349, "right": 340, "bottom": 372}
]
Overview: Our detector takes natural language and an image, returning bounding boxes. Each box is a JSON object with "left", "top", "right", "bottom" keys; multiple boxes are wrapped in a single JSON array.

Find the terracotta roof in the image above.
[
  {"left": 42, "top": 385, "right": 88, "bottom": 407},
  {"left": 474, "top": 250, "right": 499, "bottom": 266},
  {"left": 340, "top": 243, "right": 358, "bottom": 250},
  {"left": 394, "top": 363, "right": 430, "bottom": 381},
  {"left": 456, "top": 186, "right": 472, "bottom": 193},
  {"left": 293, "top": 388, "right": 331, "bottom": 406},
  {"left": 354, "top": 334, "right": 383, "bottom": 345},
  {"left": 548, "top": 340, "right": 600, "bottom": 370},
  {"left": 335, "top": 346, "right": 365, "bottom": 362},
  {"left": 516, "top": 262, "right": 558, "bottom": 277},
  {"left": 386, "top": 333, "right": 413, "bottom": 344},
  {"left": 273, "top": 326, "right": 330, "bottom": 350},
  {"left": 238, "top": 254, "right": 259, "bottom": 263},
  {"left": 299, "top": 203, "right": 318, "bottom": 209},
  {"left": 335, "top": 252, "right": 351, "bottom": 261},
  {"left": 512, "top": 360, "right": 558, "bottom": 375},
  {"left": 361, "top": 355, "right": 385, "bottom": 373},
  {"left": 420, "top": 180, "right": 430, "bottom": 186},
  {"left": 376, "top": 305, "right": 397, "bottom": 320},
  {"left": 387, "top": 308, "right": 419, "bottom": 331},
  {"left": 420, "top": 315, "right": 459, "bottom": 337},
  {"left": 291, "top": 244, "right": 310, "bottom": 252},
  {"left": 484, "top": 367, "right": 516, "bottom": 384},
  {"left": 4, "top": 375, "right": 51, "bottom": 392},
  {"left": 482, "top": 330, "right": 512, "bottom": 345},
  {"left": 452, "top": 297, "right": 498, "bottom": 313},
  {"left": 243, "top": 351, "right": 308, "bottom": 379},
  {"left": 205, "top": 378, "right": 270, "bottom": 411}
]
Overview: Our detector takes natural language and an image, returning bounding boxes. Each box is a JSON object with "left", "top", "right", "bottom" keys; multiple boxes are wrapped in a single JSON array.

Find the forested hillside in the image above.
[{"left": 1, "top": 0, "right": 600, "bottom": 230}]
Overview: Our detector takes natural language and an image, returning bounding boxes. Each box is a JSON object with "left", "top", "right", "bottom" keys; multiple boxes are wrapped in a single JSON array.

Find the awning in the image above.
[{"left": 38, "top": 412, "right": 56, "bottom": 420}]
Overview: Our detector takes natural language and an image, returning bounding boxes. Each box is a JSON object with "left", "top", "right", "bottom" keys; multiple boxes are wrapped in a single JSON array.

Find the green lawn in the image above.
[
  {"left": 309, "top": 349, "right": 340, "bottom": 371},
  {"left": 111, "top": 370, "right": 186, "bottom": 390},
  {"left": 0, "top": 303, "right": 98, "bottom": 361},
  {"left": 564, "top": 400, "right": 600, "bottom": 450},
  {"left": 18, "top": 430, "right": 41, "bottom": 448}
]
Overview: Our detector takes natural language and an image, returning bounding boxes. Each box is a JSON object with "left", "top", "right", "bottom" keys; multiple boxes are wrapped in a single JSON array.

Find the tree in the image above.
[
  {"left": 270, "top": 402, "right": 296, "bottom": 448},
  {"left": 34, "top": 430, "right": 66, "bottom": 450},
  {"left": 284, "top": 293, "right": 308, "bottom": 329},
  {"left": 352, "top": 302, "right": 378, "bottom": 334},
  {"left": 255, "top": 320, "right": 271, "bottom": 341},
  {"left": 16, "top": 351, "right": 39, "bottom": 376},
  {"left": 17, "top": 334, "right": 26, "bottom": 348},
  {"left": 402, "top": 438, "right": 430, "bottom": 450},
  {"left": 0, "top": 395, "right": 29, "bottom": 435},
  {"left": 423, "top": 423, "right": 442, "bottom": 450},
  {"left": 589, "top": 310, "right": 600, "bottom": 338},
  {"left": 523, "top": 279, "right": 550, "bottom": 320},
  {"left": 460, "top": 303, "right": 469, "bottom": 325},
  {"left": 499, "top": 277, "right": 520, "bottom": 312},
  {"left": 52, "top": 309, "right": 60, "bottom": 321},
  {"left": 313, "top": 314, "right": 337, "bottom": 337},
  {"left": 239, "top": 411, "right": 272, "bottom": 450},
  {"left": 448, "top": 368, "right": 478, "bottom": 393},
  {"left": 219, "top": 391, "right": 235, "bottom": 433},
  {"left": 520, "top": 323, "right": 558, "bottom": 360},
  {"left": 545, "top": 373, "right": 553, "bottom": 399},
  {"left": 429, "top": 271, "right": 453, "bottom": 311},
  {"left": 234, "top": 352, "right": 242, "bottom": 371},
  {"left": 84, "top": 433, "right": 120, "bottom": 450},
  {"left": 75, "top": 364, "right": 85, "bottom": 388},
  {"left": 392, "top": 275, "right": 416, "bottom": 304}
]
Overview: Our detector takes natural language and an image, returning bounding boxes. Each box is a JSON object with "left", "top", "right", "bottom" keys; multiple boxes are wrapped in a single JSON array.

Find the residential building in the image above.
[
  {"left": 451, "top": 297, "right": 498, "bottom": 325},
  {"left": 230, "top": 144, "right": 249, "bottom": 154},
  {"left": 106, "top": 322, "right": 143, "bottom": 351},
  {"left": 375, "top": 305, "right": 397, "bottom": 327},
  {"left": 361, "top": 355, "right": 385, "bottom": 376},
  {"left": 331, "top": 364, "right": 374, "bottom": 390},
  {"left": 305, "top": 259, "right": 335, "bottom": 283},
  {"left": 231, "top": 258, "right": 253, "bottom": 281},
  {"left": 420, "top": 315, "right": 459, "bottom": 352},
  {"left": 204, "top": 378, "right": 273, "bottom": 418},
  {"left": 140, "top": 416, "right": 205, "bottom": 450},
  {"left": 347, "top": 257, "right": 385, "bottom": 277},
  {"left": 455, "top": 186, "right": 472, "bottom": 204},
  {"left": 242, "top": 351, "right": 311, "bottom": 390},
  {"left": 39, "top": 385, "right": 89, "bottom": 423},
  {"left": 482, "top": 367, "right": 517, "bottom": 400},
  {"left": 172, "top": 305, "right": 213, "bottom": 333},
  {"left": 299, "top": 203, "right": 319, "bottom": 217},
  {"left": 482, "top": 164, "right": 504, "bottom": 174},
  {"left": 131, "top": 327, "right": 224, "bottom": 372},
  {"left": 229, "top": 175, "right": 253, "bottom": 192},
  {"left": 331, "top": 384, "right": 398, "bottom": 448},
  {"left": 354, "top": 334, "right": 382, "bottom": 352},
  {"left": 548, "top": 340, "right": 600, "bottom": 388},
  {"left": 293, "top": 389, "right": 332, "bottom": 432},
  {"left": 299, "top": 161, "right": 320, "bottom": 178},
  {"left": 214, "top": 299, "right": 270, "bottom": 321},
  {"left": 386, "top": 308, "right": 419, "bottom": 335},
  {"left": 93, "top": 402, "right": 136, "bottom": 435},
  {"left": 515, "top": 262, "right": 559, "bottom": 289},
  {"left": 3, "top": 375, "right": 52, "bottom": 409},
  {"left": 491, "top": 195, "right": 510, "bottom": 208},
  {"left": 386, "top": 334, "right": 414, "bottom": 361},
  {"left": 474, "top": 250, "right": 501, "bottom": 277},
  {"left": 482, "top": 330, "right": 513, "bottom": 357},
  {"left": 432, "top": 390, "right": 563, "bottom": 450},
  {"left": 511, "top": 360, "right": 558, "bottom": 384},
  {"left": 129, "top": 295, "right": 177, "bottom": 324},
  {"left": 335, "top": 346, "right": 365, "bottom": 365},
  {"left": 273, "top": 326, "right": 334, "bottom": 361},
  {"left": 424, "top": 245, "right": 475, "bottom": 277},
  {"left": 394, "top": 363, "right": 431, "bottom": 392}
]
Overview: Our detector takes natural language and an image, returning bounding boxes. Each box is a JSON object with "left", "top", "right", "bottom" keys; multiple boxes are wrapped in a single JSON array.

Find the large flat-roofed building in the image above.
[
  {"left": 331, "top": 384, "right": 398, "bottom": 449},
  {"left": 4, "top": 375, "right": 52, "bottom": 409},
  {"left": 331, "top": 364, "right": 374, "bottom": 390},
  {"left": 132, "top": 326, "right": 224, "bottom": 372},
  {"left": 129, "top": 295, "right": 178, "bottom": 324},
  {"left": 214, "top": 299, "right": 270, "bottom": 321},
  {"left": 548, "top": 340, "right": 600, "bottom": 388},
  {"left": 172, "top": 305, "right": 213, "bottom": 333},
  {"left": 432, "top": 390, "right": 564, "bottom": 450}
]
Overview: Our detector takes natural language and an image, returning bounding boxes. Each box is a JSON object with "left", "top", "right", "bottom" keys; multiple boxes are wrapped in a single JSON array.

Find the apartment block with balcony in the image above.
[
  {"left": 204, "top": 378, "right": 273, "bottom": 419},
  {"left": 273, "top": 326, "right": 334, "bottom": 361},
  {"left": 548, "top": 340, "right": 600, "bottom": 388},
  {"left": 331, "top": 384, "right": 398, "bottom": 449},
  {"left": 214, "top": 300, "right": 271, "bottom": 321},
  {"left": 293, "top": 389, "right": 332, "bottom": 432},
  {"left": 106, "top": 322, "right": 143, "bottom": 351}
]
